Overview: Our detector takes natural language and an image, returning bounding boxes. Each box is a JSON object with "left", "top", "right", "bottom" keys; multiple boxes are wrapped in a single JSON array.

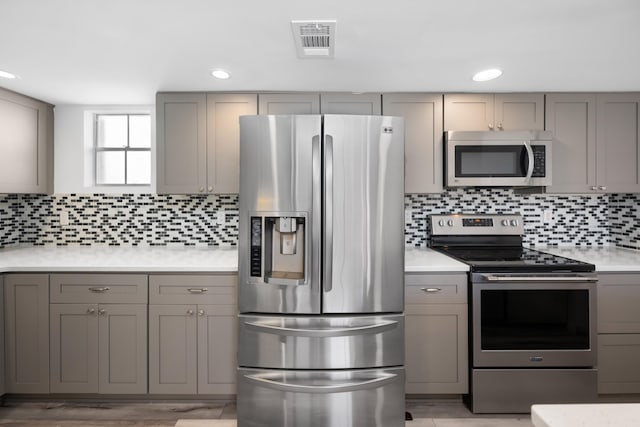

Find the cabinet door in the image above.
[
  {"left": 597, "top": 274, "right": 640, "bottom": 334},
  {"left": 98, "top": 304, "right": 147, "bottom": 394},
  {"left": 0, "top": 88, "right": 52, "bottom": 194},
  {"left": 149, "top": 304, "right": 197, "bottom": 394},
  {"left": 320, "top": 93, "right": 381, "bottom": 115},
  {"left": 4, "top": 274, "right": 50, "bottom": 393},
  {"left": 596, "top": 93, "right": 640, "bottom": 193},
  {"left": 382, "top": 94, "right": 444, "bottom": 193},
  {"left": 206, "top": 94, "right": 258, "bottom": 194},
  {"left": 545, "top": 93, "right": 598, "bottom": 193},
  {"left": 598, "top": 334, "right": 640, "bottom": 394},
  {"left": 197, "top": 304, "right": 237, "bottom": 394},
  {"left": 50, "top": 304, "right": 99, "bottom": 393},
  {"left": 494, "top": 93, "right": 544, "bottom": 130},
  {"left": 444, "top": 94, "right": 494, "bottom": 131},
  {"left": 156, "top": 93, "right": 207, "bottom": 194},
  {"left": 258, "top": 93, "right": 320, "bottom": 114},
  {"left": 404, "top": 304, "right": 468, "bottom": 394}
]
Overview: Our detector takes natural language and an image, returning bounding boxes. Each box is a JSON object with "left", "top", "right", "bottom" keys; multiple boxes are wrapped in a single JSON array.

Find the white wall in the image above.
[{"left": 54, "top": 105, "right": 155, "bottom": 194}]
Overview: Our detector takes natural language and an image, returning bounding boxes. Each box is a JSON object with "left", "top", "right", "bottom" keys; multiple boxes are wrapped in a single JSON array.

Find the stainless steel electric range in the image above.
[{"left": 430, "top": 213, "right": 598, "bottom": 414}]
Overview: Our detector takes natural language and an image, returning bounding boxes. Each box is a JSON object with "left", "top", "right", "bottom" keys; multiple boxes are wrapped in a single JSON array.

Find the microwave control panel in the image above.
[{"left": 532, "top": 146, "right": 546, "bottom": 177}]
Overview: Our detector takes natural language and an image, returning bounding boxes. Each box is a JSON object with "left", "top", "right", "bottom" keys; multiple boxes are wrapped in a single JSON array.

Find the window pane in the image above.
[
  {"left": 127, "top": 151, "right": 151, "bottom": 184},
  {"left": 96, "top": 151, "right": 125, "bottom": 184},
  {"left": 97, "top": 115, "right": 127, "bottom": 148},
  {"left": 129, "top": 115, "right": 151, "bottom": 148}
]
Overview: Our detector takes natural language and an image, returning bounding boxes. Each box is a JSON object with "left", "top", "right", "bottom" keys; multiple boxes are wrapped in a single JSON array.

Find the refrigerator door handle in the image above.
[
  {"left": 244, "top": 319, "right": 399, "bottom": 337},
  {"left": 323, "top": 134, "right": 334, "bottom": 292},
  {"left": 242, "top": 372, "right": 398, "bottom": 394}
]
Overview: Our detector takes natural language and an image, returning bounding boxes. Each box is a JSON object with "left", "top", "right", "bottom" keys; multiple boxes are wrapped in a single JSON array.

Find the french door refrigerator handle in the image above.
[
  {"left": 243, "top": 319, "right": 399, "bottom": 337},
  {"left": 312, "top": 134, "right": 322, "bottom": 294},
  {"left": 324, "top": 134, "right": 334, "bottom": 292},
  {"left": 242, "top": 372, "right": 398, "bottom": 394}
]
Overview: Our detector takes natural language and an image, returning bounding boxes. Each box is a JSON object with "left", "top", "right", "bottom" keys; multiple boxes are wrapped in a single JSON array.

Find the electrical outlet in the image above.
[
  {"left": 543, "top": 209, "right": 553, "bottom": 224},
  {"left": 216, "top": 211, "right": 225, "bottom": 224},
  {"left": 59, "top": 210, "right": 70, "bottom": 226},
  {"left": 405, "top": 209, "right": 412, "bottom": 223}
]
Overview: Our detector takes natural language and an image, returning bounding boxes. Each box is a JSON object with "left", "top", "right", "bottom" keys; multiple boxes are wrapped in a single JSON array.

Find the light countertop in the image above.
[
  {"left": 0, "top": 245, "right": 469, "bottom": 274},
  {"left": 1, "top": 245, "right": 638, "bottom": 274},
  {"left": 532, "top": 403, "right": 640, "bottom": 427},
  {"left": 535, "top": 246, "right": 640, "bottom": 272}
]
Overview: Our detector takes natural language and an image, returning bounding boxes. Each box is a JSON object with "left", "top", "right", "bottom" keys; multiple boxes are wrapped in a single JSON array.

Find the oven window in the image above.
[
  {"left": 480, "top": 289, "right": 590, "bottom": 350},
  {"left": 455, "top": 146, "right": 526, "bottom": 177}
]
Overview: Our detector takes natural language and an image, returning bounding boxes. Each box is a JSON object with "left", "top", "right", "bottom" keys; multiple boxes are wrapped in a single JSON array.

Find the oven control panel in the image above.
[{"left": 430, "top": 214, "right": 524, "bottom": 236}]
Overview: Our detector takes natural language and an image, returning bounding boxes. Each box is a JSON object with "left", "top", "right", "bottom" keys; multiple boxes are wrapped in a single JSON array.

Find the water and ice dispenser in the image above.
[{"left": 250, "top": 213, "right": 307, "bottom": 285}]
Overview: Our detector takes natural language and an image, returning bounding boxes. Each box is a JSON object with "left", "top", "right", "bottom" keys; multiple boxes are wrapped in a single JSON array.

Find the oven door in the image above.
[
  {"left": 471, "top": 273, "right": 597, "bottom": 368},
  {"left": 446, "top": 139, "right": 551, "bottom": 187}
]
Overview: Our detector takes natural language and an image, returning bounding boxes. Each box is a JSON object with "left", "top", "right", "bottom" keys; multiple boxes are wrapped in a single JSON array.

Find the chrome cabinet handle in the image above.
[
  {"left": 599, "top": 186, "right": 607, "bottom": 191},
  {"left": 591, "top": 186, "right": 598, "bottom": 191},
  {"left": 187, "top": 309, "right": 195, "bottom": 316},
  {"left": 187, "top": 288, "right": 208, "bottom": 294},
  {"left": 421, "top": 287, "right": 442, "bottom": 293},
  {"left": 488, "top": 123, "right": 494, "bottom": 130},
  {"left": 87, "top": 308, "right": 96, "bottom": 314},
  {"left": 198, "top": 309, "right": 205, "bottom": 317},
  {"left": 498, "top": 122, "right": 503, "bottom": 130},
  {"left": 98, "top": 309, "right": 106, "bottom": 315},
  {"left": 89, "top": 287, "right": 110, "bottom": 293},
  {"left": 208, "top": 186, "right": 213, "bottom": 192},
  {"left": 199, "top": 187, "right": 204, "bottom": 192}
]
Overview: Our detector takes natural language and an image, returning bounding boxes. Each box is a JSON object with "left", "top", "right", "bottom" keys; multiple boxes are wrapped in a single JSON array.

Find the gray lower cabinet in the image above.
[
  {"left": 49, "top": 274, "right": 148, "bottom": 394},
  {"left": 0, "top": 276, "right": 4, "bottom": 397},
  {"left": 148, "top": 274, "right": 237, "bottom": 395},
  {"left": 597, "top": 273, "right": 640, "bottom": 394},
  {"left": 404, "top": 273, "right": 468, "bottom": 394},
  {"left": 4, "top": 274, "right": 50, "bottom": 393}
]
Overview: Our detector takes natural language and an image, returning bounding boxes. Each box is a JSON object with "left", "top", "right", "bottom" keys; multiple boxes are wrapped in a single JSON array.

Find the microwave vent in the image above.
[{"left": 291, "top": 20, "right": 336, "bottom": 58}]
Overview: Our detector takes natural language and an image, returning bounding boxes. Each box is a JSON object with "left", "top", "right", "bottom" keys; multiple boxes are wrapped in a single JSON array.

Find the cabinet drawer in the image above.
[
  {"left": 598, "top": 274, "right": 640, "bottom": 333},
  {"left": 50, "top": 274, "right": 148, "bottom": 304},
  {"left": 149, "top": 274, "right": 237, "bottom": 304},
  {"left": 405, "top": 274, "right": 467, "bottom": 304}
]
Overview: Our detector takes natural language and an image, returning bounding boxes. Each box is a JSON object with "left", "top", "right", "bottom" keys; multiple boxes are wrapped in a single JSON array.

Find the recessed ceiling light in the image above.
[
  {"left": 211, "top": 69, "right": 231, "bottom": 80},
  {"left": 472, "top": 68, "right": 503, "bottom": 82},
  {"left": 0, "top": 69, "right": 17, "bottom": 79}
]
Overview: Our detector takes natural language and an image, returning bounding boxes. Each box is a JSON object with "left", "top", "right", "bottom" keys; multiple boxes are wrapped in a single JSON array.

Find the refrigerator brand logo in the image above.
[{"left": 383, "top": 127, "right": 393, "bottom": 133}]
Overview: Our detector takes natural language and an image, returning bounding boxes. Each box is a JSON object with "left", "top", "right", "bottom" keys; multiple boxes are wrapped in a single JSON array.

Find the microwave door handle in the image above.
[{"left": 523, "top": 141, "right": 534, "bottom": 182}]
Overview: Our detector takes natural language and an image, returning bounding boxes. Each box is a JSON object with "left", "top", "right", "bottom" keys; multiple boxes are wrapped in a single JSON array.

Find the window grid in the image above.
[{"left": 95, "top": 114, "right": 151, "bottom": 186}]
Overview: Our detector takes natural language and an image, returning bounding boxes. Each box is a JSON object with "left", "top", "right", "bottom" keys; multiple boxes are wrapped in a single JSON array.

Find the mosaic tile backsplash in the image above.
[{"left": 0, "top": 189, "right": 637, "bottom": 248}]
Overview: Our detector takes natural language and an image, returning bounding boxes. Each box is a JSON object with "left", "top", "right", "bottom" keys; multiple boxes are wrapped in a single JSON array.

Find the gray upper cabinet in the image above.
[
  {"left": 444, "top": 93, "right": 544, "bottom": 131},
  {"left": 382, "top": 93, "right": 444, "bottom": 193},
  {"left": 4, "top": 274, "right": 50, "bottom": 394},
  {"left": 156, "top": 92, "right": 257, "bottom": 194},
  {"left": 258, "top": 93, "right": 320, "bottom": 114},
  {"left": 156, "top": 93, "right": 207, "bottom": 194},
  {"left": 0, "top": 88, "right": 53, "bottom": 194},
  {"left": 546, "top": 93, "right": 640, "bottom": 193},
  {"left": 320, "top": 93, "right": 382, "bottom": 115}
]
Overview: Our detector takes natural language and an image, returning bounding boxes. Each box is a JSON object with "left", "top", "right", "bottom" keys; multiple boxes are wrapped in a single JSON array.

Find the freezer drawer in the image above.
[
  {"left": 238, "top": 314, "right": 404, "bottom": 369},
  {"left": 237, "top": 367, "right": 405, "bottom": 427}
]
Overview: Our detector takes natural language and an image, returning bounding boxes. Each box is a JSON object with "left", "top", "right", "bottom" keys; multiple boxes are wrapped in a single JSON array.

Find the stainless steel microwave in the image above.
[{"left": 445, "top": 130, "right": 552, "bottom": 187}]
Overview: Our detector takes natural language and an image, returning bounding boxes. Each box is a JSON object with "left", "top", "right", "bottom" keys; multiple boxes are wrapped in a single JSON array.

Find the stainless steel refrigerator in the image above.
[{"left": 237, "top": 114, "right": 405, "bottom": 427}]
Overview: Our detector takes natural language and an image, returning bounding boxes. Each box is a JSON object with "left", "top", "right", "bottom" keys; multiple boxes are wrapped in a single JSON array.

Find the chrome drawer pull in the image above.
[
  {"left": 89, "top": 287, "right": 110, "bottom": 293},
  {"left": 187, "top": 288, "right": 209, "bottom": 294},
  {"left": 421, "top": 287, "right": 442, "bottom": 293}
]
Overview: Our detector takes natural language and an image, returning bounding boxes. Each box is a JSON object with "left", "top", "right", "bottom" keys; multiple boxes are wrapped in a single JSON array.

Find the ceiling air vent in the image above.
[{"left": 291, "top": 20, "right": 336, "bottom": 58}]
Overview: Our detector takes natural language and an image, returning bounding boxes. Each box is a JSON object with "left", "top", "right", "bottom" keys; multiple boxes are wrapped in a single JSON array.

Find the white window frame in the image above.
[{"left": 94, "top": 113, "right": 152, "bottom": 186}]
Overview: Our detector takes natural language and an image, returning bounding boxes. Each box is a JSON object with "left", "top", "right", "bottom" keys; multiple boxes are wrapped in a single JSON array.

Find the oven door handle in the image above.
[{"left": 483, "top": 274, "right": 598, "bottom": 283}]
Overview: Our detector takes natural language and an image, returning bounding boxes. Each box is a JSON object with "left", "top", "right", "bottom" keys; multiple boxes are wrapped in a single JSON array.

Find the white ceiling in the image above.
[{"left": 1, "top": 0, "right": 639, "bottom": 106}]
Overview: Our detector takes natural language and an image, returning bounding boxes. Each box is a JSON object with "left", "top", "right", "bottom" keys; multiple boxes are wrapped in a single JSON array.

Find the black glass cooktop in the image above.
[{"left": 433, "top": 246, "right": 595, "bottom": 273}]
